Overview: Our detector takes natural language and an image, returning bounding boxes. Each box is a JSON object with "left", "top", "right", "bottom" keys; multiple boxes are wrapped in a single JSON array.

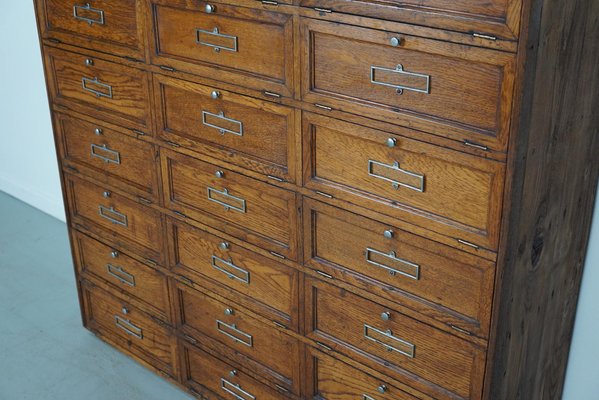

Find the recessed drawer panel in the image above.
[
  {"left": 301, "top": 19, "right": 516, "bottom": 151},
  {"left": 73, "top": 231, "right": 169, "bottom": 320},
  {"left": 167, "top": 218, "right": 298, "bottom": 329},
  {"left": 175, "top": 283, "right": 301, "bottom": 394},
  {"left": 181, "top": 342, "right": 289, "bottom": 400},
  {"left": 305, "top": 277, "right": 486, "bottom": 400},
  {"left": 149, "top": 0, "right": 294, "bottom": 96},
  {"left": 306, "top": 347, "right": 426, "bottom": 400},
  {"left": 303, "top": 112, "right": 505, "bottom": 251},
  {"left": 299, "top": 0, "right": 522, "bottom": 40},
  {"left": 161, "top": 149, "right": 299, "bottom": 260},
  {"left": 154, "top": 75, "right": 297, "bottom": 182},
  {"left": 81, "top": 282, "right": 175, "bottom": 374},
  {"left": 304, "top": 199, "right": 495, "bottom": 337},
  {"left": 45, "top": 47, "right": 152, "bottom": 130},
  {"left": 37, "top": 0, "right": 145, "bottom": 60},
  {"left": 65, "top": 174, "right": 163, "bottom": 259},
  {"left": 56, "top": 113, "right": 158, "bottom": 200}
]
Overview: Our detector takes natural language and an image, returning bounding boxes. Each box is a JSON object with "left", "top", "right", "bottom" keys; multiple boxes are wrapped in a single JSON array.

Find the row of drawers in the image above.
[
  {"left": 75, "top": 224, "right": 486, "bottom": 399},
  {"left": 49, "top": 46, "right": 506, "bottom": 253},
  {"left": 40, "top": 2, "right": 517, "bottom": 153}
]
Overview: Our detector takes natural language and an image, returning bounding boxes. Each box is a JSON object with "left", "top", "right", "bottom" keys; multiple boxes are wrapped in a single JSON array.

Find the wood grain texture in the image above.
[{"left": 485, "top": 0, "right": 599, "bottom": 398}]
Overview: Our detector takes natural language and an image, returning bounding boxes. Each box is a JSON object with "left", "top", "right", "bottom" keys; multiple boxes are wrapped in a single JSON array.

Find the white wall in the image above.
[
  {"left": 0, "top": 1, "right": 64, "bottom": 221},
  {"left": 0, "top": 2, "right": 597, "bottom": 398}
]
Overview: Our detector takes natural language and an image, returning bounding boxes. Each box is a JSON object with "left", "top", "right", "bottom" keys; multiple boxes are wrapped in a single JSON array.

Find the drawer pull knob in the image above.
[
  {"left": 121, "top": 307, "right": 129, "bottom": 315},
  {"left": 216, "top": 320, "right": 253, "bottom": 347},
  {"left": 221, "top": 378, "right": 256, "bottom": 400},
  {"left": 85, "top": 58, "right": 94, "bottom": 66},
  {"left": 94, "top": 127, "right": 103, "bottom": 135},
  {"left": 207, "top": 187, "right": 247, "bottom": 213},
  {"left": 98, "top": 205, "right": 128, "bottom": 227},
  {"left": 364, "top": 324, "right": 415, "bottom": 358},
  {"left": 383, "top": 229, "right": 394, "bottom": 239},
  {"left": 224, "top": 308, "right": 235, "bottom": 316},
  {"left": 102, "top": 191, "right": 111, "bottom": 198},
  {"left": 377, "top": 384, "right": 388, "bottom": 394},
  {"left": 212, "top": 255, "right": 250, "bottom": 284},
  {"left": 368, "top": 160, "right": 425, "bottom": 192},
  {"left": 366, "top": 247, "right": 420, "bottom": 280},
  {"left": 110, "top": 250, "right": 119, "bottom": 258},
  {"left": 371, "top": 64, "right": 430, "bottom": 95},
  {"left": 205, "top": 4, "right": 216, "bottom": 13},
  {"left": 202, "top": 110, "right": 244, "bottom": 137},
  {"left": 385, "top": 137, "right": 397, "bottom": 148},
  {"left": 73, "top": 3, "right": 105, "bottom": 26},
  {"left": 91, "top": 143, "right": 121, "bottom": 165},
  {"left": 389, "top": 37, "right": 401, "bottom": 47},
  {"left": 211, "top": 90, "right": 221, "bottom": 99},
  {"left": 196, "top": 27, "right": 238, "bottom": 53},
  {"left": 114, "top": 315, "right": 143, "bottom": 340},
  {"left": 215, "top": 170, "right": 225, "bottom": 178},
  {"left": 380, "top": 312, "right": 391, "bottom": 321},
  {"left": 229, "top": 369, "right": 237, "bottom": 377},
  {"left": 219, "top": 241, "right": 230, "bottom": 250},
  {"left": 82, "top": 76, "right": 113, "bottom": 99},
  {"left": 106, "top": 264, "right": 136, "bottom": 287}
]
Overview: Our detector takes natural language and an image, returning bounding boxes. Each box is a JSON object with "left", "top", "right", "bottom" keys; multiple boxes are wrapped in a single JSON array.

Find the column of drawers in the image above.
[{"left": 35, "top": 1, "right": 521, "bottom": 399}]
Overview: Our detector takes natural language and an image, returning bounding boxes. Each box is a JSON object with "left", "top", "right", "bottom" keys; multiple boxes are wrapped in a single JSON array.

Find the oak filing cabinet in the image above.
[{"left": 33, "top": 0, "right": 599, "bottom": 399}]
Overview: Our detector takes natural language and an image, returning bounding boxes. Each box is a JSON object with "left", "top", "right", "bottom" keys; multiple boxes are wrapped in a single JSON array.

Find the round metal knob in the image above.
[
  {"left": 215, "top": 170, "right": 225, "bottom": 178},
  {"left": 383, "top": 229, "right": 394, "bottom": 239},
  {"left": 381, "top": 312, "right": 391, "bottom": 321},
  {"left": 224, "top": 308, "right": 235, "bottom": 316},
  {"left": 103, "top": 191, "right": 111, "bottom": 198},
  {"left": 219, "top": 242, "right": 230, "bottom": 250},
  {"left": 211, "top": 90, "right": 221, "bottom": 99},
  {"left": 386, "top": 137, "right": 397, "bottom": 148},
  {"left": 110, "top": 250, "right": 119, "bottom": 258},
  {"left": 205, "top": 4, "right": 215, "bottom": 13},
  {"left": 377, "top": 384, "right": 388, "bottom": 394},
  {"left": 122, "top": 307, "right": 129, "bottom": 315},
  {"left": 229, "top": 370, "right": 237, "bottom": 377},
  {"left": 390, "top": 37, "right": 401, "bottom": 47},
  {"left": 95, "top": 128, "right": 103, "bottom": 135},
  {"left": 85, "top": 58, "right": 94, "bottom": 66}
]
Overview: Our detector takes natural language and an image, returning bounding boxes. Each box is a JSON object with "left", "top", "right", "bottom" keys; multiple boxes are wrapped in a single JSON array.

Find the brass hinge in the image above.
[
  {"left": 473, "top": 32, "right": 497, "bottom": 41},
  {"left": 260, "top": 0, "right": 279, "bottom": 5},
  {"left": 464, "top": 140, "right": 489, "bottom": 151},
  {"left": 314, "top": 7, "right": 333, "bottom": 14},
  {"left": 263, "top": 90, "right": 282, "bottom": 99},
  {"left": 267, "top": 175, "right": 285, "bottom": 183},
  {"left": 457, "top": 239, "right": 480, "bottom": 250},
  {"left": 159, "top": 65, "right": 176, "bottom": 72}
]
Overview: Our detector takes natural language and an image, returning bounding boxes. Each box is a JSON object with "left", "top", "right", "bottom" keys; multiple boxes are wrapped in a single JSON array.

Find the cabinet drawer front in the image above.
[
  {"left": 45, "top": 47, "right": 151, "bottom": 130},
  {"left": 82, "top": 283, "right": 174, "bottom": 371},
  {"left": 176, "top": 284, "right": 300, "bottom": 392},
  {"left": 301, "top": 19, "right": 516, "bottom": 151},
  {"left": 307, "top": 348, "right": 424, "bottom": 400},
  {"left": 73, "top": 232, "right": 169, "bottom": 319},
  {"left": 168, "top": 219, "right": 298, "bottom": 328},
  {"left": 305, "top": 277, "right": 485, "bottom": 400},
  {"left": 38, "top": 0, "right": 144, "bottom": 59},
  {"left": 181, "top": 342, "right": 289, "bottom": 400},
  {"left": 304, "top": 199, "right": 494, "bottom": 337},
  {"left": 161, "top": 149, "right": 299, "bottom": 260},
  {"left": 149, "top": 1, "right": 294, "bottom": 96},
  {"left": 56, "top": 114, "right": 158, "bottom": 199},
  {"left": 299, "top": 0, "right": 522, "bottom": 40},
  {"left": 65, "top": 175, "right": 163, "bottom": 254},
  {"left": 303, "top": 113, "right": 505, "bottom": 250},
  {"left": 154, "top": 75, "right": 296, "bottom": 182}
]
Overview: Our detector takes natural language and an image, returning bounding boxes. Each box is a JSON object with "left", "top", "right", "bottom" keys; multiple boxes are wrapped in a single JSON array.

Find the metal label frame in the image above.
[
  {"left": 202, "top": 110, "right": 244, "bottom": 137},
  {"left": 82, "top": 76, "right": 113, "bottom": 99},
  {"left": 196, "top": 27, "right": 238, "bottom": 52},
  {"left": 221, "top": 378, "right": 256, "bottom": 400},
  {"left": 114, "top": 316, "right": 143, "bottom": 339},
  {"left": 91, "top": 143, "right": 121, "bottom": 165},
  {"left": 363, "top": 324, "right": 415, "bottom": 358},
  {"left": 216, "top": 320, "right": 253, "bottom": 347},
  {"left": 98, "top": 205, "right": 128, "bottom": 227},
  {"left": 211, "top": 255, "right": 250, "bottom": 284},
  {"left": 368, "top": 159, "right": 425, "bottom": 192},
  {"left": 370, "top": 64, "right": 431, "bottom": 94},
  {"left": 207, "top": 187, "right": 247, "bottom": 213},
  {"left": 73, "top": 3, "right": 105, "bottom": 26},
  {"left": 365, "top": 247, "right": 420, "bottom": 280},
  {"left": 106, "top": 264, "right": 136, "bottom": 287}
]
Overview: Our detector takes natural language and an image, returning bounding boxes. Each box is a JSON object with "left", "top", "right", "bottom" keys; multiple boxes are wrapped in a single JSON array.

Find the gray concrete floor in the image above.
[{"left": 0, "top": 191, "right": 193, "bottom": 400}]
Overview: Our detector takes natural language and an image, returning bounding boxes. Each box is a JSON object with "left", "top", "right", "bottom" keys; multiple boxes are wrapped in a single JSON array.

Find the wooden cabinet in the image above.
[{"left": 34, "top": 0, "right": 599, "bottom": 399}]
